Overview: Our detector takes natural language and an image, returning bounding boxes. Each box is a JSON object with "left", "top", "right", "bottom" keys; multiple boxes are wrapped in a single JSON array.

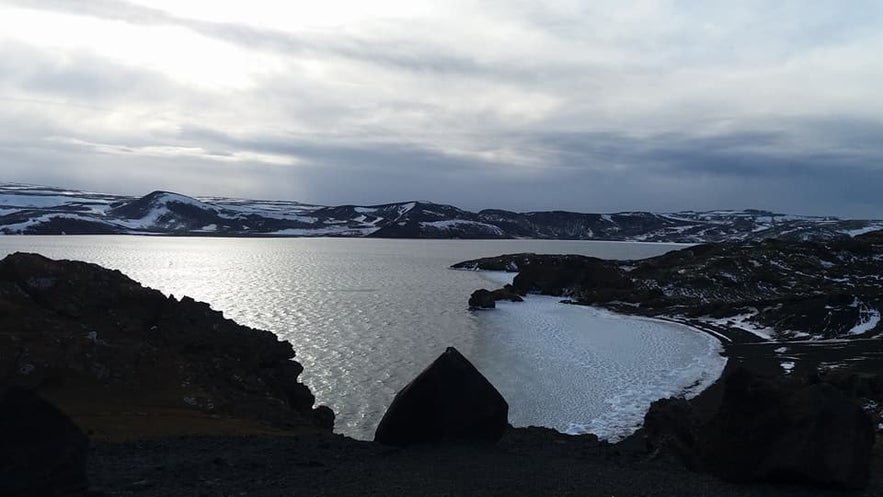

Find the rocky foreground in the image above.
[
  {"left": 1, "top": 252, "right": 882, "bottom": 496},
  {"left": 0, "top": 252, "right": 333, "bottom": 441}
]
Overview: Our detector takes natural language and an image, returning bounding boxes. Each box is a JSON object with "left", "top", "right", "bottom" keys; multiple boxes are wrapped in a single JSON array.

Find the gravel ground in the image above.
[{"left": 87, "top": 427, "right": 883, "bottom": 497}]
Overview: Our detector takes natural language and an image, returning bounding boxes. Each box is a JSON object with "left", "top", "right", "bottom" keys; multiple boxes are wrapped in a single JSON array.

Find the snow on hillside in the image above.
[{"left": 2, "top": 183, "right": 882, "bottom": 241}]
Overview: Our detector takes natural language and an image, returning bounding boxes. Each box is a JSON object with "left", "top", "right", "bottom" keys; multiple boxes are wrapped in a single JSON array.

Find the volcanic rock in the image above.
[
  {"left": 641, "top": 397, "right": 698, "bottom": 462},
  {"left": 490, "top": 285, "right": 524, "bottom": 302},
  {"left": 0, "top": 252, "right": 332, "bottom": 439},
  {"left": 454, "top": 237, "right": 883, "bottom": 340},
  {"left": 644, "top": 367, "right": 876, "bottom": 489},
  {"left": 0, "top": 387, "right": 89, "bottom": 497},
  {"left": 374, "top": 347, "right": 508, "bottom": 446},
  {"left": 468, "top": 289, "right": 496, "bottom": 309},
  {"left": 699, "top": 368, "right": 874, "bottom": 488}
]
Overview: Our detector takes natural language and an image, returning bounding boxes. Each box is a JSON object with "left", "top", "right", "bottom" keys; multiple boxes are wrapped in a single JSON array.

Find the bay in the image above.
[{"left": 0, "top": 236, "right": 724, "bottom": 440}]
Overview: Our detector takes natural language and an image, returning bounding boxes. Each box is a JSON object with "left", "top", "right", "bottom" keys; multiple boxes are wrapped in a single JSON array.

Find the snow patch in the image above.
[
  {"left": 419, "top": 220, "right": 506, "bottom": 236},
  {"left": 698, "top": 310, "right": 775, "bottom": 341},
  {"left": 845, "top": 225, "right": 883, "bottom": 237},
  {"left": 848, "top": 305, "right": 881, "bottom": 336}
]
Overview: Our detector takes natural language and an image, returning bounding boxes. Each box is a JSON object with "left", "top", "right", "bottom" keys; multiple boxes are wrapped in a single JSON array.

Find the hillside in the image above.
[{"left": 2, "top": 183, "right": 881, "bottom": 242}]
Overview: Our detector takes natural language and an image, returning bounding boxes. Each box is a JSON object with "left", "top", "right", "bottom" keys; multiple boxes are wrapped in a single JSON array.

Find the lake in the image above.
[{"left": 0, "top": 236, "right": 725, "bottom": 440}]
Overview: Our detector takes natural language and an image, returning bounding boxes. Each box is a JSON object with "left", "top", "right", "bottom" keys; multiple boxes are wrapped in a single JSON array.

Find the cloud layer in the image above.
[{"left": 2, "top": 0, "right": 882, "bottom": 216}]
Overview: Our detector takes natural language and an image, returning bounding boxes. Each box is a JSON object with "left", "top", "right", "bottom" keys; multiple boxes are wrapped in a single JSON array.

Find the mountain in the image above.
[{"left": 2, "top": 183, "right": 881, "bottom": 242}]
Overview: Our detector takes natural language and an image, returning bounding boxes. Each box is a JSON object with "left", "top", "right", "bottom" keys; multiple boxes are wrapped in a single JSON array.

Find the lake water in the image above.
[{"left": 0, "top": 236, "right": 725, "bottom": 441}]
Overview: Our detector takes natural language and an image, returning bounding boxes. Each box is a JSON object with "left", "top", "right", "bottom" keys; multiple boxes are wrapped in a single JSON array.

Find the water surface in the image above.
[{"left": 0, "top": 236, "right": 723, "bottom": 440}]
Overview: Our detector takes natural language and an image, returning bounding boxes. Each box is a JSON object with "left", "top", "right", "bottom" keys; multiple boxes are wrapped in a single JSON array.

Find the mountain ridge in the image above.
[{"left": 2, "top": 182, "right": 881, "bottom": 242}]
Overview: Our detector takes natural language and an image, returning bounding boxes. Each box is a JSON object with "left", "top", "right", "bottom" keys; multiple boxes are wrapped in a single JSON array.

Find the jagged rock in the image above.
[
  {"left": 0, "top": 252, "right": 332, "bottom": 437},
  {"left": 700, "top": 368, "right": 875, "bottom": 488},
  {"left": 0, "top": 387, "right": 89, "bottom": 497},
  {"left": 468, "top": 289, "right": 496, "bottom": 309},
  {"left": 374, "top": 347, "right": 508, "bottom": 446},
  {"left": 645, "top": 367, "right": 875, "bottom": 489}
]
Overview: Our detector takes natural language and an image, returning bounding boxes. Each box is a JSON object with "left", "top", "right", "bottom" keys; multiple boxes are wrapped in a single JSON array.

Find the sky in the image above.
[{"left": 1, "top": 1, "right": 882, "bottom": 217}]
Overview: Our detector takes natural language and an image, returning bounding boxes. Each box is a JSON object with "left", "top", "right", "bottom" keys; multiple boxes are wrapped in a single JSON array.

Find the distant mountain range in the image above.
[{"left": 1, "top": 183, "right": 881, "bottom": 242}]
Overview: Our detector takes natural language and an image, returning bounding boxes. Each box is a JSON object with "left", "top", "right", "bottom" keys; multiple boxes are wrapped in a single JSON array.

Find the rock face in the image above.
[
  {"left": 0, "top": 387, "right": 89, "bottom": 497},
  {"left": 0, "top": 252, "right": 332, "bottom": 438},
  {"left": 468, "top": 289, "right": 496, "bottom": 309},
  {"left": 374, "top": 347, "right": 508, "bottom": 446},
  {"left": 644, "top": 367, "right": 876, "bottom": 489}
]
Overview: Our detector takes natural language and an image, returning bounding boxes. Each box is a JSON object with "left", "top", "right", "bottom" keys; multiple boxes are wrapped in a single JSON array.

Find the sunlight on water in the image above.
[{"left": 0, "top": 236, "right": 720, "bottom": 440}]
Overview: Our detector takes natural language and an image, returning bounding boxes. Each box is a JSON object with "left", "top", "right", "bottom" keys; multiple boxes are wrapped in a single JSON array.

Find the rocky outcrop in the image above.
[
  {"left": 0, "top": 387, "right": 89, "bottom": 497},
  {"left": 0, "top": 252, "right": 332, "bottom": 438},
  {"left": 454, "top": 238, "right": 883, "bottom": 340},
  {"left": 374, "top": 347, "right": 508, "bottom": 446},
  {"left": 468, "top": 289, "right": 496, "bottom": 309},
  {"left": 643, "top": 367, "right": 876, "bottom": 489},
  {"left": 468, "top": 286, "right": 524, "bottom": 309},
  {"left": 490, "top": 285, "right": 524, "bottom": 302}
]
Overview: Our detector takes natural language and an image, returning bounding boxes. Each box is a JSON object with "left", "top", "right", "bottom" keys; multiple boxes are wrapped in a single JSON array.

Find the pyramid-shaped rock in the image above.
[{"left": 374, "top": 347, "right": 508, "bottom": 446}]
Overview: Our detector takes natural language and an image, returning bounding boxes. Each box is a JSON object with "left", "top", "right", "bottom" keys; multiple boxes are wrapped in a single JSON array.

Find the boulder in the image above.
[
  {"left": 468, "top": 289, "right": 496, "bottom": 309},
  {"left": 0, "top": 387, "right": 89, "bottom": 497},
  {"left": 698, "top": 368, "right": 873, "bottom": 488},
  {"left": 374, "top": 347, "right": 508, "bottom": 446}
]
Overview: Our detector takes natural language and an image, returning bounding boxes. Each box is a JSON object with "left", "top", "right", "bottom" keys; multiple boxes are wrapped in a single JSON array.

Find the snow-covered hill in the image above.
[{"left": 1, "top": 183, "right": 881, "bottom": 242}]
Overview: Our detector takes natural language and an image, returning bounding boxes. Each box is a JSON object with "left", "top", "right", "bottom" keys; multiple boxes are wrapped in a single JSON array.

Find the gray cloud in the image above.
[{"left": 1, "top": 0, "right": 882, "bottom": 218}]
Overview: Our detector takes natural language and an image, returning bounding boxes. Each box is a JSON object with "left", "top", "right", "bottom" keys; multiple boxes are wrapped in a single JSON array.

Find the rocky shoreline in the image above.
[{"left": 2, "top": 250, "right": 882, "bottom": 495}]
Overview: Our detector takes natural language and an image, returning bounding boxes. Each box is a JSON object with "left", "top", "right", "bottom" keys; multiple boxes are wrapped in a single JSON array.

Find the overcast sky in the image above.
[{"left": 1, "top": 1, "right": 882, "bottom": 217}]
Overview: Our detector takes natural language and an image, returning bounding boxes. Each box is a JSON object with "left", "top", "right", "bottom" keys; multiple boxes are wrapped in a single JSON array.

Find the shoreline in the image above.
[{"left": 473, "top": 284, "right": 727, "bottom": 442}]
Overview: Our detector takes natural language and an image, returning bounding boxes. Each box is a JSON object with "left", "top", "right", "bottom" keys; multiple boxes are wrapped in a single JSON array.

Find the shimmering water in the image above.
[{"left": 0, "top": 236, "right": 724, "bottom": 440}]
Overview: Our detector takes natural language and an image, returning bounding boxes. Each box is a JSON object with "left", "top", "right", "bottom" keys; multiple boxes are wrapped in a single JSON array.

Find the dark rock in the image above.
[
  {"left": 0, "top": 387, "right": 89, "bottom": 497},
  {"left": 374, "top": 347, "right": 508, "bottom": 446},
  {"left": 696, "top": 368, "right": 875, "bottom": 489},
  {"left": 0, "top": 252, "right": 332, "bottom": 437},
  {"left": 313, "top": 405, "right": 335, "bottom": 431},
  {"left": 512, "top": 255, "right": 632, "bottom": 301},
  {"left": 454, "top": 238, "right": 883, "bottom": 340},
  {"left": 819, "top": 370, "right": 883, "bottom": 402},
  {"left": 642, "top": 397, "right": 698, "bottom": 462},
  {"left": 468, "top": 289, "right": 495, "bottom": 309},
  {"left": 490, "top": 285, "right": 524, "bottom": 302}
]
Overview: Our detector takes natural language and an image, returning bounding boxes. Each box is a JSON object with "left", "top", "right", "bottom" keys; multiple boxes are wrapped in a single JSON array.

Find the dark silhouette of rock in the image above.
[
  {"left": 374, "top": 347, "right": 508, "bottom": 446},
  {"left": 0, "top": 387, "right": 89, "bottom": 497},
  {"left": 643, "top": 367, "right": 876, "bottom": 489},
  {"left": 642, "top": 397, "right": 698, "bottom": 462},
  {"left": 697, "top": 368, "right": 874, "bottom": 488},
  {"left": 468, "top": 289, "right": 496, "bottom": 309},
  {"left": 0, "top": 252, "right": 333, "bottom": 438}
]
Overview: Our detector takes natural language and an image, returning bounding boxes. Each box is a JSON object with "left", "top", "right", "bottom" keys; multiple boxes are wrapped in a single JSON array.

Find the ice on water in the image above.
[{"left": 472, "top": 288, "right": 726, "bottom": 442}]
